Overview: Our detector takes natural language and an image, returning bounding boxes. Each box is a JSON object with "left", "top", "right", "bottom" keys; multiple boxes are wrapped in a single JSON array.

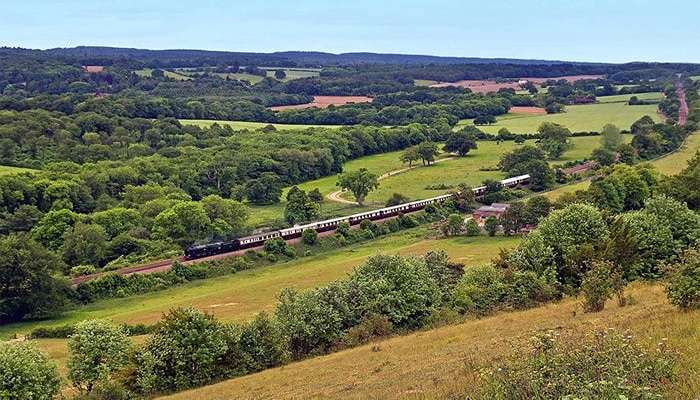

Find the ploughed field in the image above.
[
  {"left": 456, "top": 93, "right": 663, "bottom": 134},
  {"left": 269, "top": 95, "right": 373, "bottom": 111}
]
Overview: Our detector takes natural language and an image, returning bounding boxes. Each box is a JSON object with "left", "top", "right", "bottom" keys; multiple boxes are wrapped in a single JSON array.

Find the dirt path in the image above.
[{"left": 327, "top": 156, "right": 457, "bottom": 205}]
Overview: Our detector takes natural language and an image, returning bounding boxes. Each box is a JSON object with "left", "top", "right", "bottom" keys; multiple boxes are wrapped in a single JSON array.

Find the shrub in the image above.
[
  {"left": 275, "top": 288, "right": 345, "bottom": 359},
  {"left": 301, "top": 228, "right": 318, "bottom": 245},
  {"left": 336, "top": 221, "right": 351, "bottom": 237},
  {"left": 398, "top": 213, "right": 418, "bottom": 229},
  {"left": 342, "top": 314, "right": 393, "bottom": 347},
  {"left": 452, "top": 265, "right": 558, "bottom": 315},
  {"left": 68, "top": 319, "right": 131, "bottom": 394},
  {"left": 580, "top": 260, "right": 615, "bottom": 312},
  {"left": 484, "top": 216, "right": 498, "bottom": 236},
  {"left": 465, "top": 218, "right": 480, "bottom": 236},
  {"left": 483, "top": 330, "right": 676, "bottom": 399},
  {"left": 70, "top": 264, "right": 97, "bottom": 277},
  {"left": 133, "top": 308, "right": 228, "bottom": 393},
  {"left": 346, "top": 255, "right": 441, "bottom": 328},
  {"left": 263, "top": 237, "right": 287, "bottom": 254},
  {"left": 0, "top": 342, "right": 62, "bottom": 400},
  {"left": 664, "top": 247, "right": 700, "bottom": 310}
]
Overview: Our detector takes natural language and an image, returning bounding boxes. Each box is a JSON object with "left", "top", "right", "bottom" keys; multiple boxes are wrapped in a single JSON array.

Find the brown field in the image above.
[
  {"left": 509, "top": 106, "right": 547, "bottom": 114},
  {"left": 269, "top": 96, "right": 373, "bottom": 111},
  {"left": 430, "top": 74, "right": 604, "bottom": 93},
  {"left": 161, "top": 283, "right": 700, "bottom": 400}
]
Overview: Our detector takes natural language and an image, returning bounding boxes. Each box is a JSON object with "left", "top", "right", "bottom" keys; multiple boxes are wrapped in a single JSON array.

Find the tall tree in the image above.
[
  {"left": 537, "top": 122, "right": 573, "bottom": 159},
  {"left": 443, "top": 130, "right": 478, "bottom": 156},
  {"left": 336, "top": 168, "right": 379, "bottom": 206},
  {"left": 0, "top": 234, "right": 67, "bottom": 323}
]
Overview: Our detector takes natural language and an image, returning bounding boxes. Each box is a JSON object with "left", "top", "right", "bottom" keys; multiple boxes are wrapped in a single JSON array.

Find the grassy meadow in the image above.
[
  {"left": 595, "top": 91, "right": 664, "bottom": 103},
  {"left": 161, "top": 283, "right": 700, "bottom": 400},
  {"left": 1, "top": 230, "right": 520, "bottom": 339},
  {"left": 456, "top": 99, "right": 661, "bottom": 134}
]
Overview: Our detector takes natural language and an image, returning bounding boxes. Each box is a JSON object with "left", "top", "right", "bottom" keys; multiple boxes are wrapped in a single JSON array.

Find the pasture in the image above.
[
  {"left": 342, "top": 135, "right": 621, "bottom": 206},
  {"left": 3, "top": 231, "right": 520, "bottom": 338},
  {"left": 261, "top": 67, "right": 321, "bottom": 81},
  {"left": 456, "top": 100, "right": 661, "bottom": 134},
  {"left": 162, "top": 283, "right": 700, "bottom": 400},
  {"left": 135, "top": 68, "right": 192, "bottom": 81},
  {"left": 179, "top": 119, "right": 342, "bottom": 130},
  {"left": 596, "top": 91, "right": 664, "bottom": 103}
]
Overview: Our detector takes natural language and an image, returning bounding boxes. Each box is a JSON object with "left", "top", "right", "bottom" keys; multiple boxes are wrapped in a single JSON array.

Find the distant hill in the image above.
[{"left": 41, "top": 46, "right": 603, "bottom": 68}]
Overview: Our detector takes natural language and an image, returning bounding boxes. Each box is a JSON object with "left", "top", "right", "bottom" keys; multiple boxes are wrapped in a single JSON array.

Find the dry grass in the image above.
[{"left": 161, "top": 283, "right": 700, "bottom": 400}]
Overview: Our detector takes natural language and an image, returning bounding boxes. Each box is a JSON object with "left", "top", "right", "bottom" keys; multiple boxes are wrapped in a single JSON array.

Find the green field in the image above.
[
  {"left": 0, "top": 165, "right": 35, "bottom": 176},
  {"left": 341, "top": 135, "right": 624, "bottom": 206},
  {"left": 179, "top": 119, "right": 342, "bottom": 131},
  {"left": 456, "top": 100, "right": 661, "bottom": 134},
  {"left": 261, "top": 67, "right": 320, "bottom": 81},
  {"left": 1, "top": 231, "right": 520, "bottom": 339},
  {"left": 211, "top": 72, "right": 266, "bottom": 84},
  {"left": 414, "top": 79, "right": 439, "bottom": 86},
  {"left": 135, "top": 68, "right": 192, "bottom": 81},
  {"left": 596, "top": 92, "right": 664, "bottom": 103}
]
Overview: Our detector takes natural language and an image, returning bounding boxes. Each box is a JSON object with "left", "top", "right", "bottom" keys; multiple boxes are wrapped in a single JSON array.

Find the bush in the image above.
[
  {"left": 133, "top": 308, "right": 228, "bottom": 393},
  {"left": 0, "top": 342, "right": 62, "bottom": 400},
  {"left": 483, "top": 330, "right": 676, "bottom": 399},
  {"left": 580, "top": 260, "right": 615, "bottom": 312},
  {"left": 452, "top": 265, "right": 558, "bottom": 315},
  {"left": 301, "top": 229, "right": 318, "bottom": 245},
  {"left": 68, "top": 319, "right": 131, "bottom": 394},
  {"left": 465, "top": 218, "right": 480, "bottom": 236},
  {"left": 335, "top": 221, "right": 351, "bottom": 237},
  {"left": 664, "top": 248, "right": 700, "bottom": 310},
  {"left": 71, "top": 264, "right": 97, "bottom": 277},
  {"left": 342, "top": 314, "right": 393, "bottom": 347},
  {"left": 484, "top": 216, "right": 498, "bottom": 236},
  {"left": 263, "top": 237, "right": 287, "bottom": 254}
]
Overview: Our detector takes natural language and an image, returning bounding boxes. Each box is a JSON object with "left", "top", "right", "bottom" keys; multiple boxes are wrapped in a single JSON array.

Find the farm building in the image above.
[{"left": 473, "top": 203, "right": 510, "bottom": 223}]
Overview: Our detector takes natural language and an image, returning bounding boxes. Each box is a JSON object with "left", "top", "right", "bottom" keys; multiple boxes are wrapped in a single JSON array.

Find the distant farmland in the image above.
[
  {"left": 269, "top": 95, "right": 373, "bottom": 111},
  {"left": 457, "top": 97, "right": 661, "bottom": 134},
  {"left": 179, "top": 119, "right": 343, "bottom": 130},
  {"left": 430, "top": 74, "right": 604, "bottom": 93}
]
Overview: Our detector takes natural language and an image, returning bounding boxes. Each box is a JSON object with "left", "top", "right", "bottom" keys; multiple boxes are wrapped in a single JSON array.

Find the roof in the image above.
[{"left": 83, "top": 65, "right": 104, "bottom": 73}]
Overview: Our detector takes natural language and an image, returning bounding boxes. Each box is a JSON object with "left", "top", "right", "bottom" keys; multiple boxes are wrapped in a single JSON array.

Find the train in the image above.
[{"left": 184, "top": 174, "right": 531, "bottom": 260}]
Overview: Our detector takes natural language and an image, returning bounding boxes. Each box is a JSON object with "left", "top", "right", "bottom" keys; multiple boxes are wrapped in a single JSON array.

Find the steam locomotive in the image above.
[{"left": 184, "top": 174, "right": 531, "bottom": 260}]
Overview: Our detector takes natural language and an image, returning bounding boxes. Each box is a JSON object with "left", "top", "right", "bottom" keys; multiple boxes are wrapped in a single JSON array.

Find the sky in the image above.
[{"left": 3, "top": 0, "right": 700, "bottom": 63}]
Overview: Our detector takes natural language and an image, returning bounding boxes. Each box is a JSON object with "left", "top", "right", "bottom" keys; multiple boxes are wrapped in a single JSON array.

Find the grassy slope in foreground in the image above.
[
  {"left": 179, "top": 119, "right": 343, "bottom": 130},
  {"left": 2, "top": 231, "right": 520, "bottom": 339},
  {"left": 161, "top": 283, "right": 700, "bottom": 400},
  {"left": 456, "top": 99, "right": 661, "bottom": 134}
]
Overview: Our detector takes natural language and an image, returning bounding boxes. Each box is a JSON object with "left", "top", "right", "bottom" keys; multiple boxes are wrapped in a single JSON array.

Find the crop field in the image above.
[
  {"left": 413, "top": 79, "right": 439, "bottom": 86},
  {"left": 456, "top": 100, "right": 661, "bottom": 134},
  {"left": 269, "top": 95, "right": 373, "bottom": 111},
  {"left": 179, "top": 119, "right": 343, "bottom": 130},
  {"left": 162, "top": 283, "right": 700, "bottom": 400}
]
